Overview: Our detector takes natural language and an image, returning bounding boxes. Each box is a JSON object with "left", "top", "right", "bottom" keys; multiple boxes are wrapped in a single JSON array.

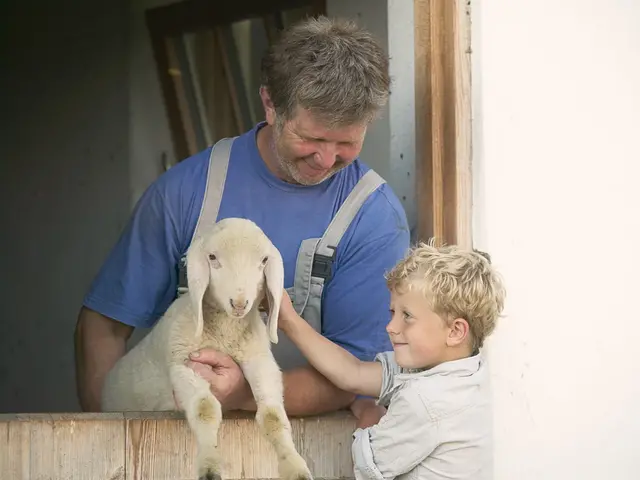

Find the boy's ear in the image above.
[{"left": 447, "top": 318, "right": 470, "bottom": 347}]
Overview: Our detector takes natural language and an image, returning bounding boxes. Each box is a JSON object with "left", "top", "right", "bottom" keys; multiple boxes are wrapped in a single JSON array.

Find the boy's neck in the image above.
[{"left": 412, "top": 345, "right": 476, "bottom": 372}]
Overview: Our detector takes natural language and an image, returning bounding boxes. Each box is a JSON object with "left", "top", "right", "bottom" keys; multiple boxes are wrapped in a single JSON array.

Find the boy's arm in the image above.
[{"left": 280, "top": 294, "right": 383, "bottom": 398}]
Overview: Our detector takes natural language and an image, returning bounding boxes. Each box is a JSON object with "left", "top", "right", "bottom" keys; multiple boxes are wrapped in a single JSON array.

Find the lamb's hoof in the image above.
[
  {"left": 198, "top": 470, "right": 221, "bottom": 480},
  {"left": 279, "top": 463, "right": 313, "bottom": 480},
  {"left": 292, "top": 474, "right": 313, "bottom": 480}
]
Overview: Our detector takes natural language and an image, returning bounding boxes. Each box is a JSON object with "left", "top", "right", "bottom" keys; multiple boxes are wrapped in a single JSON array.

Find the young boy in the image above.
[{"left": 277, "top": 242, "right": 506, "bottom": 480}]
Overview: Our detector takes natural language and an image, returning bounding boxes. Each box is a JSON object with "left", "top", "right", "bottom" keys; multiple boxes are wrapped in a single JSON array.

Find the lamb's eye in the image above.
[
  {"left": 209, "top": 254, "right": 217, "bottom": 261},
  {"left": 261, "top": 256, "right": 268, "bottom": 265}
]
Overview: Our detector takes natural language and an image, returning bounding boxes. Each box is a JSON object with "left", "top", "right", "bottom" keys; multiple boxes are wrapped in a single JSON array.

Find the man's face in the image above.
[{"left": 270, "top": 107, "right": 368, "bottom": 186}]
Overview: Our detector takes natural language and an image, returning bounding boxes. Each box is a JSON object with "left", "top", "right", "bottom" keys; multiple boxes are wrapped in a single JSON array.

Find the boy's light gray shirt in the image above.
[{"left": 352, "top": 352, "right": 493, "bottom": 480}]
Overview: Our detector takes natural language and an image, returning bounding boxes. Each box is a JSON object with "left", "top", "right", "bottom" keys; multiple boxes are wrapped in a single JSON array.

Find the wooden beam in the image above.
[
  {"left": 147, "top": 28, "right": 191, "bottom": 162},
  {"left": 216, "top": 24, "right": 254, "bottom": 134},
  {"left": 414, "top": 0, "right": 473, "bottom": 249},
  {"left": 0, "top": 411, "right": 356, "bottom": 479}
]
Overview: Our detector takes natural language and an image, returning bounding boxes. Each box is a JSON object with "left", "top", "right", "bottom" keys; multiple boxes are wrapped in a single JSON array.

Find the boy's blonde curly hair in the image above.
[{"left": 385, "top": 241, "right": 506, "bottom": 351}]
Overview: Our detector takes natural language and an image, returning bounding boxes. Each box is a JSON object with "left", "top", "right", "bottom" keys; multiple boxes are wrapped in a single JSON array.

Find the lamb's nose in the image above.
[{"left": 230, "top": 298, "right": 248, "bottom": 310}]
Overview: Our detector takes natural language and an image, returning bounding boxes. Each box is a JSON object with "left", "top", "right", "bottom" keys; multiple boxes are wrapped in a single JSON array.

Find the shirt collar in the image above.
[{"left": 396, "top": 353, "right": 482, "bottom": 381}]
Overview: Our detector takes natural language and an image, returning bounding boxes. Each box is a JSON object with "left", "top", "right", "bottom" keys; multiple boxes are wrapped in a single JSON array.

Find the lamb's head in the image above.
[{"left": 185, "top": 217, "right": 284, "bottom": 343}]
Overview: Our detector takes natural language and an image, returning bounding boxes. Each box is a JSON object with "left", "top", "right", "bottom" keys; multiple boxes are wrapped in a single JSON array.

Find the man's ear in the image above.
[
  {"left": 447, "top": 318, "right": 470, "bottom": 347},
  {"left": 259, "top": 86, "right": 276, "bottom": 125}
]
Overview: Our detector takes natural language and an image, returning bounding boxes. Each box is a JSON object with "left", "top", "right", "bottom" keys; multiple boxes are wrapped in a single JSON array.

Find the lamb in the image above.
[{"left": 101, "top": 217, "right": 313, "bottom": 480}]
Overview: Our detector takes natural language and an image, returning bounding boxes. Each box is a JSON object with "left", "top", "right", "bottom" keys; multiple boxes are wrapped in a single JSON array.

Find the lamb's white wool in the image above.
[{"left": 101, "top": 218, "right": 312, "bottom": 480}]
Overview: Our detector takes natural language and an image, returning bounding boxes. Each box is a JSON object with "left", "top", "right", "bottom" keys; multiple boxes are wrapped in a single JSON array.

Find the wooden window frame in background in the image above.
[
  {"left": 145, "top": 0, "right": 326, "bottom": 162},
  {"left": 145, "top": 0, "right": 473, "bottom": 249}
]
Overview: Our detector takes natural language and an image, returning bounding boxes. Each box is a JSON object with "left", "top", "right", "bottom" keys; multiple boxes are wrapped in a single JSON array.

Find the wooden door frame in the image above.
[{"left": 414, "top": 0, "right": 473, "bottom": 249}]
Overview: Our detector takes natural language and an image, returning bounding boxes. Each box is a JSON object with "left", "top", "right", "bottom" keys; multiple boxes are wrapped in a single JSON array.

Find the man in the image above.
[{"left": 74, "top": 16, "right": 410, "bottom": 426}]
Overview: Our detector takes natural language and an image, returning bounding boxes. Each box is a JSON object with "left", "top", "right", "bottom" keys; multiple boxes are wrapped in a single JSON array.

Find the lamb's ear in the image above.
[
  {"left": 264, "top": 244, "right": 284, "bottom": 344},
  {"left": 186, "top": 236, "right": 210, "bottom": 339}
]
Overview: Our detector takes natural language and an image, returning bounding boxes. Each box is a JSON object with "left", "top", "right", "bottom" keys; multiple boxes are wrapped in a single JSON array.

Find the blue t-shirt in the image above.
[{"left": 83, "top": 123, "right": 410, "bottom": 361}]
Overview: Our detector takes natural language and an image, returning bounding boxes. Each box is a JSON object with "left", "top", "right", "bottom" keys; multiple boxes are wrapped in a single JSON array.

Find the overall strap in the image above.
[
  {"left": 192, "top": 136, "right": 235, "bottom": 241},
  {"left": 290, "top": 169, "right": 386, "bottom": 314},
  {"left": 177, "top": 137, "right": 236, "bottom": 297},
  {"left": 313, "top": 169, "right": 386, "bottom": 281}
]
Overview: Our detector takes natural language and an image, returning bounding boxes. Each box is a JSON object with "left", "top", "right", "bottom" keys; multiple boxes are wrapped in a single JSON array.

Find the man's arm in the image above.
[
  {"left": 75, "top": 167, "right": 189, "bottom": 410},
  {"left": 185, "top": 349, "right": 356, "bottom": 416},
  {"left": 74, "top": 307, "right": 133, "bottom": 411},
  {"left": 281, "top": 367, "right": 356, "bottom": 415}
]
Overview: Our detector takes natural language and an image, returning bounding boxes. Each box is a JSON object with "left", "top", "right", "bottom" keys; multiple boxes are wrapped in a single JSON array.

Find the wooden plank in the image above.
[
  {"left": 216, "top": 24, "right": 254, "bottom": 134},
  {"left": 430, "top": 0, "right": 450, "bottom": 246},
  {"left": 299, "top": 413, "right": 356, "bottom": 479},
  {"left": 125, "top": 414, "right": 197, "bottom": 479},
  {"left": 414, "top": 0, "right": 434, "bottom": 243},
  {"left": 414, "top": 0, "right": 473, "bottom": 248},
  {"left": 452, "top": 0, "right": 473, "bottom": 249},
  {"left": 147, "top": 25, "right": 191, "bottom": 162},
  {"left": 165, "top": 35, "right": 200, "bottom": 157},
  {"left": 0, "top": 419, "right": 30, "bottom": 480},
  {"left": 175, "top": 33, "right": 208, "bottom": 151},
  {"left": 192, "top": 28, "right": 238, "bottom": 142},
  {"left": 0, "top": 411, "right": 357, "bottom": 480},
  {"left": 0, "top": 413, "right": 126, "bottom": 480}
]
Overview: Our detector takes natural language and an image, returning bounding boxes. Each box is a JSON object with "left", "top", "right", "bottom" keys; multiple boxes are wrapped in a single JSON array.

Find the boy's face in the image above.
[{"left": 386, "top": 288, "right": 464, "bottom": 370}]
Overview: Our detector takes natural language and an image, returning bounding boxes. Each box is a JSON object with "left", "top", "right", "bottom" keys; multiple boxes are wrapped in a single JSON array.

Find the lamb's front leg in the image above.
[
  {"left": 170, "top": 364, "right": 224, "bottom": 480},
  {"left": 241, "top": 350, "right": 313, "bottom": 480}
]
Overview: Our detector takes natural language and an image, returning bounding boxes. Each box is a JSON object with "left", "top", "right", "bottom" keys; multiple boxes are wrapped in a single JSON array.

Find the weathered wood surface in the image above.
[
  {"left": 0, "top": 411, "right": 357, "bottom": 480},
  {"left": 414, "top": 0, "right": 473, "bottom": 249}
]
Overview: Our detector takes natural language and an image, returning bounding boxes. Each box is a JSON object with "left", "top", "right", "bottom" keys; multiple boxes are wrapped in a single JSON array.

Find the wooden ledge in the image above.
[
  {"left": 0, "top": 409, "right": 354, "bottom": 422},
  {"left": 1, "top": 410, "right": 357, "bottom": 479}
]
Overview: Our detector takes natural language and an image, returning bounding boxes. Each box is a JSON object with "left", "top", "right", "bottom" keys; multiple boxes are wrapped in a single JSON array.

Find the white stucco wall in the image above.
[{"left": 471, "top": 1, "right": 640, "bottom": 478}]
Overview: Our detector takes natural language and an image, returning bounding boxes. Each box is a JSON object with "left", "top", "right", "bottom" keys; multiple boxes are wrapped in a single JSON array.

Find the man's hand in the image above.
[
  {"left": 187, "top": 349, "right": 254, "bottom": 411},
  {"left": 350, "top": 397, "right": 387, "bottom": 429},
  {"left": 354, "top": 405, "right": 387, "bottom": 429}
]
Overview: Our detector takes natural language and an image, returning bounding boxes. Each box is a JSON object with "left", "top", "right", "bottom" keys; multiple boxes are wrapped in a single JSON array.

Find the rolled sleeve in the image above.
[
  {"left": 374, "top": 351, "right": 401, "bottom": 405},
  {"left": 351, "top": 387, "right": 438, "bottom": 480}
]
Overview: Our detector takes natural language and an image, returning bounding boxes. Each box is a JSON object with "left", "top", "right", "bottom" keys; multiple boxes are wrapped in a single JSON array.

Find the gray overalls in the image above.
[{"left": 177, "top": 137, "right": 386, "bottom": 370}]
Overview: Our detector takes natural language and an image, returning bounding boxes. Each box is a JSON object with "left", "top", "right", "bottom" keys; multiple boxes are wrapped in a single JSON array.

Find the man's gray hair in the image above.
[{"left": 260, "top": 15, "right": 391, "bottom": 128}]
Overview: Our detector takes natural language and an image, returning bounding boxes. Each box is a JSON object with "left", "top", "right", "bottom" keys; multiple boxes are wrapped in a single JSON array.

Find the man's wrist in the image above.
[
  {"left": 229, "top": 379, "right": 256, "bottom": 412},
  {"left": 350, "top": 397, "right": 387, "bottom": 429},
  {"left": 237, "top": 388, "right": 257, "bottom": 411}
]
